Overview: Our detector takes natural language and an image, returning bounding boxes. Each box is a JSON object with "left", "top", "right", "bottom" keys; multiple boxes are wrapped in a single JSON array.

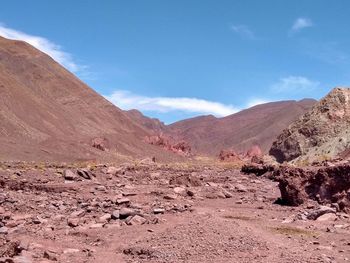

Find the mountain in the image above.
[
  {"left": 165, "top": 99, "right": 316, "bottom": 156},
  {"left": 0, "top": 36, "right": 175, "bottom": 162},
  {"left": 270, "top": 87, "right": 350, "bottom": 163},
  {"left": 125, "top": 109, "right": 166, "bottom": 133}
]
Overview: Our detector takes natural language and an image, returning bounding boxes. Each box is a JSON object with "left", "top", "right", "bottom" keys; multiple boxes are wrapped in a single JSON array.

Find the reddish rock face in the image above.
[
  {"left": 218, "top": 149, "right": 242, "bottom": 162},
  {"left": 271, "top": 161, "right": 350, "bottom": 212},
  {"left": 144, "top": 134, "right": 191, "bottom": 156},
  {"left": 92, "top": 137, "right": 109, "bottom": 151}
]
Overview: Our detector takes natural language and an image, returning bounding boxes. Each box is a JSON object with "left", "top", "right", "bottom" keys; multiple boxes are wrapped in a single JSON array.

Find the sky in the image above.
[{"left": 1, "top": 1, "right": 350, "bottom": 123}]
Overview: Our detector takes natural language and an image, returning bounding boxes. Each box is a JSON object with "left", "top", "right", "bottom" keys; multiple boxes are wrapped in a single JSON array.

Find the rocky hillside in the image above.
[
  {"left": 270, "top": 88, "right": 350, "bottom": 163},
  {"left": 166, "top": 100, "right": 316, "bottom": 156},
  {"left": 0, "top": 36, "right": 177, "bottom": 162}
]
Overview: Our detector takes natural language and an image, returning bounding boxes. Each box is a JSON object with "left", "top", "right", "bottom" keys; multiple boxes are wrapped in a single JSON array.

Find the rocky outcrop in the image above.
[
  {"left": 91, "top": 137, "right": 109, "bottom": 151},
  {"left": 144, "top": 134, "right": 191, "bottom": 156},
  {"left": 271, "top": 161, "right": 350, "bottom": 212},
  {"left": 270, "top": 88, "right": 350, "bottom": 163},
  {"left": 218, "top": 149, "right": 242, "bottom": 162}
]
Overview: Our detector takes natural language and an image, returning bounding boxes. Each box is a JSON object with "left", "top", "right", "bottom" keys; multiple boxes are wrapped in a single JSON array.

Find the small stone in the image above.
[
  {"left": 164, "top": 194, "right": 177, "bottom": 200},
  {"left": 282, "top": 215, "right": 295, "bottom": 224},
  {"left": 43, "top": 251, "right": 58, "bottom": 261},
  {"left": 111, "top": 210, "right": 120, "bottom": 220},
  {"left": 307, "top": 206, "right": 336, "bottom": 220},
  {"left": 173, "top": 187, "right": 186, "bottom": 195},
  {"left": 316, "top": 213, "right": 337, "bottom": 222},
  {"left": 67, "top": 218, "right": 80, "bottom": 227},
  {"left": 0, "top": 207, "right": 5, "bottom": 214},
  {"left": 235, "top": 184, "right": 247, "bottom": 192},
  {"left": 0, "top": 226, "right": 8, "bottom": 234},
  {"left": 95, "top": 185, "right": 107, "bottom": 191},
  {"left": 89, "top": 223, "right": 104, "bottom": 229},
  {"left": 77, "top": 169, "right": 92, "bottom": 180},
  {"left": 63, "top": 170, "right": 77, "bottom": 181},
  {"left": 187, "top": 190, "right": 196, "bottom": 197},
  {"left": 106, "top": 166, "right": 120, "bottom": 175},
  {"left": 70, "top": 210, "right": 85, "bottom": 217},
  {"left": 122, "top": 192, "right": 137, "bottom": 197},
  {"left": 119, "top": 208, "right": 136, "bottom": 219},
  {"left": 116, "top": 198, "right": 130, "bottom": 205},
  {"left": 126, "top": 215, "right": 147, "bottom": 225},
  {"left": 98, "top": 214, "right": 111, "bottom": 223},
  {"left": 153, "top": 208, "right": 165, "bottom": 214},
  {"left": 223, "top": 190, "right": 233, "bottom": 198},
  {"left": 32, "top": 216, "right": 44, "bottom": 224}
]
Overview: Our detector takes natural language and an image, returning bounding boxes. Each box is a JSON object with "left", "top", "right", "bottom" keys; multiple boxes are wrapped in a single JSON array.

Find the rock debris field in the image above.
[{"left": 0, "top": 161, "right": 349, "bottom": 263}]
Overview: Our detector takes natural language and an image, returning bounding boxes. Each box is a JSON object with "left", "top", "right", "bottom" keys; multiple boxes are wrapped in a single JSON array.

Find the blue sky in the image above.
[{"left": 1, "top": 0, "right": 349, "bottom": 123}]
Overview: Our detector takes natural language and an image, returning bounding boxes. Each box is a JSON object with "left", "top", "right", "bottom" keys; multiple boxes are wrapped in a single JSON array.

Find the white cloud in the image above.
[
  {"left": 246, "top": 98, "right": 270, "bottom": 108},
  {"left": 291, "top": 17, "right": 313, "bottom": 32},
  {"left": 231, "top": 25, "right": 255, "bottom": 39},
  {"left": 105, "top": 90, "right": 239, "bottom": 117},
  {"left": 271, "top": 76, "right": 319, "bottom": 93},
  {"left": 0, "top": 24, "right": 80, "bottom": 72}
]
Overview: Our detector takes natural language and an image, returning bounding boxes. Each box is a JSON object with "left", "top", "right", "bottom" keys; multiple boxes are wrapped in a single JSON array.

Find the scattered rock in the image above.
[
  {"left": 0, "top": 227, "right": 8, "bottom": 234},
  {"left": 116, "top": 198, "right": 130, "bottom": 205},
  {"left": 67, "top": 218, "right": 80, "bottom": 227},
  {"left": 153, "top": 208, "right": 165, "bottom": 214},
  {"left": 111, "top": 210, "right": 120, "bottom": 220},
  {"left": 235, "top": 184, "right": 247, "bottom": 193},
  {"left": 316, "top": 213, "right": 337, "bottom": 222},
  {"left": 98, "top": 213, "right": 111, "bottom": 223},
  {"left": 164, "top": 194, "right": 177, "bottom": 200},
  {"left": 63, "top": 170, "right": 77, "bottom": 181},
  {"left": 126, "top": 215, "right": 147, "bottom": 225},
  {"left": 43, "top": 251, "right": 57, "bottom": 261},
  {"left": 119, "top": 208, "right": 137, "bottom": 219},
  {"left": 77, "top": 169, "right": 92, "bottom": 180},
  {"left": 307, "top": 206, "right": 336, "bottom": 220}
]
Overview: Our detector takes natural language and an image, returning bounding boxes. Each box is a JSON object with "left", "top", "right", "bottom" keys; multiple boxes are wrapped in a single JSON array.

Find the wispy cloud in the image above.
[
  {"left": 246, "top": 98, "right": 270, "bottom": 108},
  {"left": 0, "top": 24, "right": 81, "bottom": 73},
  {"left": 231, "top": 24, "right": 255, "bottom": 39},
  {"left": 105, "top": 90, "right": 239, "bottom": 117},
  {"left": 290, "top": 17, "right": 313, "bottom": 33},
  {"left": 271, "top": 76, "right": 319, "bottom": 93}
]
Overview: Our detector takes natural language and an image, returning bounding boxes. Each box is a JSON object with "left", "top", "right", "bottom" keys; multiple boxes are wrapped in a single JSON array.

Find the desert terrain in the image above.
[
  {"left": 0, "top": 34, "right": 350, "bottom": 263},
  {"left": 0, "top": 160, "right": 349, "bottom": 263}
]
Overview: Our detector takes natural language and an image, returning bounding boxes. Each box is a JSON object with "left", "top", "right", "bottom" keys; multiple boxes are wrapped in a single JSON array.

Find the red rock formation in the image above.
[
  {"left": 271, "top": 161, "right": 350, "bottom": 212},
  {"left": 218, "top": 149, "right": 242, "bottom": 162},
  {"left": 144, "top": 134, "right": 191, "bottom": 156},
  {"left": 92, "top": 137, "right": 109, "bottom": 151}
]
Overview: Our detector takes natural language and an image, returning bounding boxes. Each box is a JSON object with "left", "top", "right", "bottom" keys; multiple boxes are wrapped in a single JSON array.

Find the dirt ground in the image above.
[{"left": 0, "top": 161, "right": 349, "bottom": 263}]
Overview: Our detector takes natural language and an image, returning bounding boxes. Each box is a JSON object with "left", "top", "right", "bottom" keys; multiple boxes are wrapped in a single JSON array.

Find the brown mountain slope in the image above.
[
  {"left": 0, "top": 36, "right": 176, "bottom": 162},
  {"left": 165, "top": 99, "right": 316, "bottom": 156},
  {"left": 125, "top": 109, "right": 166, "bottom": 133},
  {"left": 270, "top": 87, "right": 350, "bottom": 163}
]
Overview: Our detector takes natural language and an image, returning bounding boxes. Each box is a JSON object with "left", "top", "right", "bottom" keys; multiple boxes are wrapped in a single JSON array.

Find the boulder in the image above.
[
  {"left": 63, "top": 170, "right": 77, "bottom": 181},
  {"left": 272, "top": 162, "right": 350, "bottom": 211}
]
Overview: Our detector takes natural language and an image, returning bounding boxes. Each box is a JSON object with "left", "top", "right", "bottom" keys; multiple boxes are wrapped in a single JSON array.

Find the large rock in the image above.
[
  {"left": 271, "top": 161, "right": 350, "bottom": 212},
  {"left": 270, "top": 88, "right": 350, "bottom": 163}
]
